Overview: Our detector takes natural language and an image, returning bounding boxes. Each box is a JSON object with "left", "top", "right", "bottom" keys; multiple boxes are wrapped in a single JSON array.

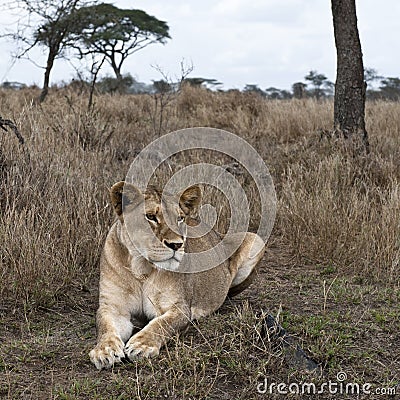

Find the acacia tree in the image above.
[
  {"left": 305, "top": 70, "right": 334, "bottom": 99},
  {"left": 70, "top": 3, "right": 170, "bottom": 88},
  {"left": 331, "top": 0, "right": 369, "bottom": 151},
  {"left": 8, "top": 0, "right": 87, "bottom": 102}
]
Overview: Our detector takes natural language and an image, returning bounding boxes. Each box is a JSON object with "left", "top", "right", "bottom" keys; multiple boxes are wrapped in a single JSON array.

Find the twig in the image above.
[
  {"left": 0, "top": 116, "right": 24, "bottom": 145},
  {"left": 323, "top": 275, "right": 338, "bottom": 313},
  {"left": 88, "top": 55, "right": 106, "bottom": 111},
  {"left": 149, "top": 60, "right": 194, "bottom": 135}
]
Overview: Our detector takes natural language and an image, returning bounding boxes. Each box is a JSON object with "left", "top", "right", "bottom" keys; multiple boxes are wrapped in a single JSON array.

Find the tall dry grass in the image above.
[{"left": 0, "top": 85, "right": 399, "bottom": 309}]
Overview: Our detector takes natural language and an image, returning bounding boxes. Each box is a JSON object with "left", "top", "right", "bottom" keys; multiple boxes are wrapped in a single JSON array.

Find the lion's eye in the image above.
[
  {"left": 145, "top": 214, "right": 158, "bottom": 223},
  {"left": 177, "top": 215, "right": 185, "bottom": 223}
]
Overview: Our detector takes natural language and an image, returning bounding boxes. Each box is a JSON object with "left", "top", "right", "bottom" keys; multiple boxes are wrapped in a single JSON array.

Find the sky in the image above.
[{"left": 0, "top": 0, "right": 399, "bottom": 90}]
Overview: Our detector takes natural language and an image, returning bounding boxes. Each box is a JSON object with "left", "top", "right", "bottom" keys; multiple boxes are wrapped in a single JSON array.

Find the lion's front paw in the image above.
[
  {"left": 124, "top": 335, "right": 160, "bottom": 359},
  {"left": 89, "top": 334, "right": 125, "bottom": 370}
]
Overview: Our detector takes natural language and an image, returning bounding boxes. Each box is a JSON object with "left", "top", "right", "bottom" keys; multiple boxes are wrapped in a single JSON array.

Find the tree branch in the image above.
[{"left": 0, "top": 117, "right": 25, "bottom": 145}]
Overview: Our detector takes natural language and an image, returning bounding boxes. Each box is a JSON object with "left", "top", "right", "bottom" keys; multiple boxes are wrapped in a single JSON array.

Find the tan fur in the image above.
[{"left": 89, "top": 181, "right": 265, "bottom": 370}]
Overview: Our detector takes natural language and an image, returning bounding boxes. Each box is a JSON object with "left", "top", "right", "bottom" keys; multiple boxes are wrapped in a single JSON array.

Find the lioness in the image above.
[{"left": 89, "top": 181, "right": 265, "bottom": 370}]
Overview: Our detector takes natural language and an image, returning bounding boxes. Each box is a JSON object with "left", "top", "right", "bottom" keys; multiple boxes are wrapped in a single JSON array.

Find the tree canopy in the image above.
[{"left": 69, "top": 3, "right": 170, "bottom": 81}]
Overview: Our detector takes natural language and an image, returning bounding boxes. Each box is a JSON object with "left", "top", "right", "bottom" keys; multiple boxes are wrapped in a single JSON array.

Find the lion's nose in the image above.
[{"left": 163, "top": 240, "right": 183, "bottom": 251}]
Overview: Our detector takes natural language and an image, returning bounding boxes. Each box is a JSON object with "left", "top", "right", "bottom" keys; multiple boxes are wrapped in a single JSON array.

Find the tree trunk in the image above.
[
  {"left": 108, "top": 55, "right": 124, "bottom": 92},
  {"left": 39, "top": 48, "right": 57, "bottom": 103},
  {"left": 331, "top": 0, "right": 369, "bottom": 152}
]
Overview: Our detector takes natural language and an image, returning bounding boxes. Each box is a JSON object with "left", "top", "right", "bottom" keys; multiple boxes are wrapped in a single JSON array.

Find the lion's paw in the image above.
[
  {"left": 124, "top": 336, "right": 160, "bottom": 359},
  {"left": 89, "top": 335, "right": 125, "bottom": 370}
]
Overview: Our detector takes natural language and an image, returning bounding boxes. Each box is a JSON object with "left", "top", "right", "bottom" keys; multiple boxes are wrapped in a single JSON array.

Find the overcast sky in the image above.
[{"left": 0, "top": 0, "right": 399, "bottom": 90}]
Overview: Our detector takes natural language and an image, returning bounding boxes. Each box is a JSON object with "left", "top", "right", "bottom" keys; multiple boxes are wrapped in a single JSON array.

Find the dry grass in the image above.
[
  {"left": 1, "top": 86, "right": 398, "bottom": 308},
  {"left": 0, "top": 86, "right": 399, "bottom": 398}
]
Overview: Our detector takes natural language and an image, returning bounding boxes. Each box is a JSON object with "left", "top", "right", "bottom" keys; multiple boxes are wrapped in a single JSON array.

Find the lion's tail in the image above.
[{"left": 227, "top": 268, "right": 257, "bottom": 298}]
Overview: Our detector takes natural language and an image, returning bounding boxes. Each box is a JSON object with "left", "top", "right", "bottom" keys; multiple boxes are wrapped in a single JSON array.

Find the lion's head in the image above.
[{"left": 109, "top": 181, "right": 201, "bottom": 271}]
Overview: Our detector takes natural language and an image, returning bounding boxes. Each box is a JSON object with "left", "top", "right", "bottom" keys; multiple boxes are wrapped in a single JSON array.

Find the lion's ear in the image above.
[
  {"left": 109, "top": 181, "right": 143, "bottom": 218},
  {"left": 179, "top": 185, "right": 202, "bottom": 215}
]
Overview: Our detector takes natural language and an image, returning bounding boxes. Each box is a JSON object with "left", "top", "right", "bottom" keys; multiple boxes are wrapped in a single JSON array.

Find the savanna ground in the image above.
[{"left": 0, "top": 85, "right": 399, "bottom": 399}]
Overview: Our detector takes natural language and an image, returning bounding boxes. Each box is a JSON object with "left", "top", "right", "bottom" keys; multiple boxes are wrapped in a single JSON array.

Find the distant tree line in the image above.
[
  {"left": 241, "top": 69, "right": 400, "bottom": 101},
  {"left": 2, "top": 68, "right": 400, "bottom": 102}
]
